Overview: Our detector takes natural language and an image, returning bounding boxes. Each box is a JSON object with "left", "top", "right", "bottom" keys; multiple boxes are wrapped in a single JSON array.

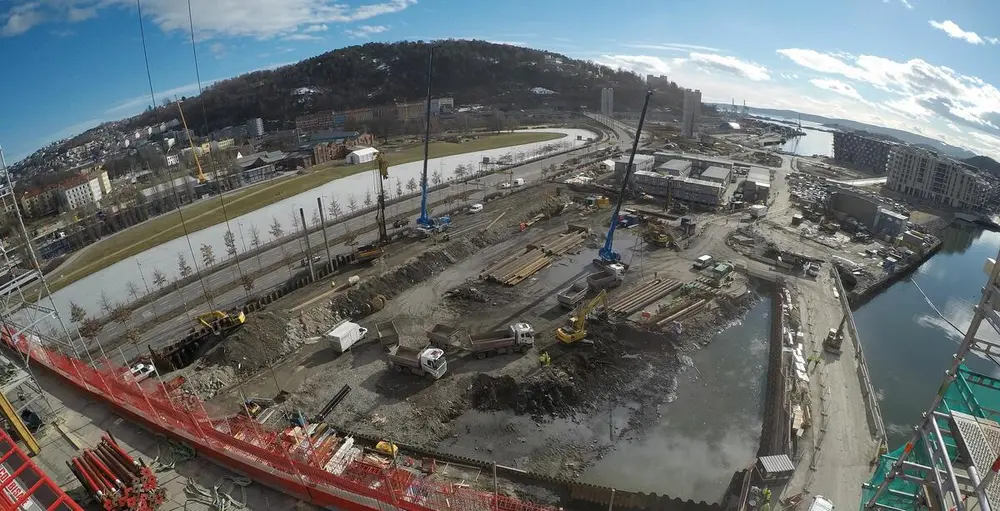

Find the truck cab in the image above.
[
  {"left": 509, "top": 322, "right": 535, "bottom": 345},
  {"left": 419, "top": 348, "right": 448, "bottom": 379}
]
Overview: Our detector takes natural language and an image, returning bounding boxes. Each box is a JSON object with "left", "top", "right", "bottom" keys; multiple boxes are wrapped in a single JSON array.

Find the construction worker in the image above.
[{"left": 538, "top": 350, "right": 551, "bottom": 367}]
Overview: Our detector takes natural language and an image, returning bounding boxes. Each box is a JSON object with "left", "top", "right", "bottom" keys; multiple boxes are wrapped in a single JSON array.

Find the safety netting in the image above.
[{"left": 861, "top": 365, "right": 1000, "bottom": 510}]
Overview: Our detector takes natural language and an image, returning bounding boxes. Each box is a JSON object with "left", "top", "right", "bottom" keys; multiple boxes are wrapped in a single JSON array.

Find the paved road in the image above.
[{"left": 96, "top": 119, "right": 635, "bottom": 362}]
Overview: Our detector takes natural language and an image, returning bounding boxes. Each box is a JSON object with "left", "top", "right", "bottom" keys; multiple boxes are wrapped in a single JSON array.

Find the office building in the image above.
[
  {"left": 600, "top": 88, "right": 614, "bottom": 117},
  {"left": 613, "top": 154, "right": 655, "bottom": 175},
  {"left": 698, "top": 166, "right": 732, "bottom": 187},
  {"left": 885, "top": 146, "right": 987, "bottom": 211},
  {"left": 833, "top": 132, "right": 894, "bottom": 174},
  {"left": 672, "top": 176, "right": 725, "bottom": 208},
  {"left": 246, "top": 118, "right": 265, "bottom": 138},
  {"left": 682, "top": 89, "right": 702, "bottom": 137}
]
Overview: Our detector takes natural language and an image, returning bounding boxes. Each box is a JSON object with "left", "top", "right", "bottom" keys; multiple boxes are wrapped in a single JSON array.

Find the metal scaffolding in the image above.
[
  {"left": 863, "top": 247, "right": 1000, "bottom": 511},
  {"left": 0, "top": 147, "right": 83, "bottom": 436}
]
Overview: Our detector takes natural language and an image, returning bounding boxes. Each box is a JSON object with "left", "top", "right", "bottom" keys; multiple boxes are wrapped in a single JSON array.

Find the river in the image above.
[
  {"left": 42, "top": 128, "right": 596, "bottom": 320},
  {"left": 854, "top": 223, "right": 1000, "bottom": 447}
]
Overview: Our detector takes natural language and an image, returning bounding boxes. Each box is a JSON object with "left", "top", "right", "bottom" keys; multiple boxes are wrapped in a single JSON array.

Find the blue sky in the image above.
[{"left": 2, "top": 0, "right": 1000, "bottom": 162}]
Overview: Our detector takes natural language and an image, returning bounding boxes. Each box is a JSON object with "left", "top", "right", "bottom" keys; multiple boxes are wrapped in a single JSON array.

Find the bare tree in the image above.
[
  {"left": 249, "top": 223, "right": 263, "bottom": 268},
  {"left": 78, "top": 317, "right": 102, "bottom": 344},
  {"left": 395, "top": 179, "right": 403, "bottom": 197},
  {"left": 406, "top": 177, "right": 419, "bottom": 193},
  {"left": 125, "top": 281, "right": 140, "bottom": 302},
  {"left": 454, "top": 164, "right": 468, "bottom": 181},
  {"left": 241, "top": 274, "right": 255, "bottom": 294},
  {"left": 125, "top": 327, "right": 142, "bottom": 353},
  {"left": 200, "top": 243, "right": 216, "bottom": 267},
  {"left": 363, "top": 190, "right": 373, "bottom": 208},
  {"left": 177, "top": 252, "right": 193, "bottom": 278},
  {"left": 223, "top": 230, "right": 237, "bottom": 258},
  {"left": 152, "top": 269, "right": 167, "bottom": 289},
  {"left": 327, "top": 197, "right": 342, "bottom": 220},
  {"left": 269, "top": 217, "right": 283, "bottom": 239},
  {"left": 69, "top": 302, "right": 86, "bottom": 324},
  {"left": 310, "top": 208, "right": 320, "bottom": 228},
  {"left": 431, "top": 169, "right": 442, "bottom": 186},
  {"left": 99, "top": 291, "right": 114, "bottom": 315},
  {"left": 347, "top": 194, "right": 358, "bottom": 214}
]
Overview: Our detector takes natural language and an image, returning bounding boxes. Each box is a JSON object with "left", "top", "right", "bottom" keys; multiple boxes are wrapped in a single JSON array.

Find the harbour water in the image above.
[
  {"left": 854, "top": 223, "right": 1000, "bottom": 447},
  {"left": 760, "top": 116, "right": 835, "bottom": 157}
]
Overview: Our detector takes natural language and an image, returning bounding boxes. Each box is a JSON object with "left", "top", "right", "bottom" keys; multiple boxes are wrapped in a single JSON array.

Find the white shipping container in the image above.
[{"left": 325, "top": 321, "right": 368, "bottom": 353}]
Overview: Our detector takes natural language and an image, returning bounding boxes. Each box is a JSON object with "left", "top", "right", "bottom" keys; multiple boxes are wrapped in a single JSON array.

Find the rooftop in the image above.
[
  {"left": 701, "top": 166, "right": 732, "bottom": 181},
  {"left": 236, "top": 151, "right": 286, "bottom": 168}
]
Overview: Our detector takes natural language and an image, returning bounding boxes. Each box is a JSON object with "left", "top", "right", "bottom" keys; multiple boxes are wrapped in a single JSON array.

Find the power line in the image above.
[{"left": 136, "top": 0, "right": 156, "bottom": 108}]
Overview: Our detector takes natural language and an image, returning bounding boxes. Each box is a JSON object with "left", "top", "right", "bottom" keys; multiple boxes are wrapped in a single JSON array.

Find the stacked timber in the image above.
[
  {"left": 656, "top": 298, "right": 710, "bottom": 326},
  {"left": 482, "top": 229, "right": 587, "bottom": 286},
  {"left": 607, "top": 279, "right": 682, "bottom": 316}
]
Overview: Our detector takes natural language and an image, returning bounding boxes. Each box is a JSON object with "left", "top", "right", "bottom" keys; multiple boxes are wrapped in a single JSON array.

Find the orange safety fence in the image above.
[{"left": 0, "top": 327, "right": 559, "bottom": 511}]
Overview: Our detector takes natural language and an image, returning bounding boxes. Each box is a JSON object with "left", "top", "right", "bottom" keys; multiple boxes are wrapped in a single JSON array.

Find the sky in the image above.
[{"left": 2, "top": 0, "right": 1000, "bottom": 162}]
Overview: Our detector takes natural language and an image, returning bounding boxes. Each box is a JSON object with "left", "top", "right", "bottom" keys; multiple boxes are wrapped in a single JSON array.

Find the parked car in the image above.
[
  {"left": 469, "top": 203, "right": 484, "bottom": 214},
  {"left": 300, "top": 254, "right": 322, "bottom": 267}
]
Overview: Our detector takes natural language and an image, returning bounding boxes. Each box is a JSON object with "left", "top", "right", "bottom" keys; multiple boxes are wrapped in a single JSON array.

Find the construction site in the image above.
[{"left": 0, "top": 85, "right": 962, "bottom": 511}]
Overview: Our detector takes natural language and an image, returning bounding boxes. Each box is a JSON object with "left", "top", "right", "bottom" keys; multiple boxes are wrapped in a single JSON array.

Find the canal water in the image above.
[
  {"left": 579, "top": 291, "right": 772, "bottom": 501},
  {"left": 854, "top": 224, "right": 1000, "bottom": 447}
]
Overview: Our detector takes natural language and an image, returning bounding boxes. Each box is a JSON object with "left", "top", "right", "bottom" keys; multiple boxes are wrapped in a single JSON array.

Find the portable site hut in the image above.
[{"left": 347, "top": 147, "right": 379, "bottom": 165}]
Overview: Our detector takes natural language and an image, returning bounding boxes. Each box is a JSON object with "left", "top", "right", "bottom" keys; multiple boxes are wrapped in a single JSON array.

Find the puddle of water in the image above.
[{"left": 578, "top": 295, "right": 772, "bottom": 501}]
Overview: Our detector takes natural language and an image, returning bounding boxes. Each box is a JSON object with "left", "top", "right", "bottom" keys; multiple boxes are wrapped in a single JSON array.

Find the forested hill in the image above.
[{"left": 125, "top": 39, "right": 683, "bottom": 133}]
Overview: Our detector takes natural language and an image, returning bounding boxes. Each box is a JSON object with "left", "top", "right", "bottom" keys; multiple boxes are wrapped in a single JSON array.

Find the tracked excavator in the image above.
[{"left": 556, "top": 289, "right": 608, "bottom": 344}]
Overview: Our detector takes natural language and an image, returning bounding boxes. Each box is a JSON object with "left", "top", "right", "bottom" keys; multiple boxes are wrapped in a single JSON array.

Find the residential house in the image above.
[{"left": 236, "top": 151, "right": 285, "bottom": 184}]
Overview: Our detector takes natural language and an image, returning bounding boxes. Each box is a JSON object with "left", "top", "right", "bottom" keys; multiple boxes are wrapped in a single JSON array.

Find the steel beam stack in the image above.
[{"left": 67, "top": 434, "right": 165, "bottom": 511}]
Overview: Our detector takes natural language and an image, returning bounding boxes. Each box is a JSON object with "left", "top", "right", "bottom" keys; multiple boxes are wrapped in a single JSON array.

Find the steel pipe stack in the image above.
[{"left": 67, "top": 434, "right": 166, "bottom": 510}]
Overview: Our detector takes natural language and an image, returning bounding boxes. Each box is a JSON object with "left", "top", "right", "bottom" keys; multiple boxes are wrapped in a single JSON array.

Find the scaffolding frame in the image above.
[
  {"left": 0, "top": 148, "right": 84, "bottom": 436},
  {"left": 864, "top": 248, "right": 1000, "bottom": 511}
]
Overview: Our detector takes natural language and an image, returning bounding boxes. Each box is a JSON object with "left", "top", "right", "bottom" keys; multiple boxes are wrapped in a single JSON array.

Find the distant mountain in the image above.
[
  {"left": 743, "top": 106, "right": 979, "bottom": 160},
  {"left": 964, "top": 155, "right": 1000, "bottom": 177}
]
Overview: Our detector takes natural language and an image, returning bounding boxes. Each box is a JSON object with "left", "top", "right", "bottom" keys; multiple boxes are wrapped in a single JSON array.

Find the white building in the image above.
[
  {"left": 165, "top": 154, "right": 180, "bottom": 167},
  {"left": 429, "top": 97, "right": 454, "bottom": 114},
  {"left": 885, "top": 146, "right": 987, "bottom": 211},
  {"left": 347, "top": 147, "right": 379, "bottom": 165},
  {"left": 57, "top": 170, "right": 109, "bottom": 211},
  {"left": 246, "top": 118, "right": 265, "bottom": 138},
  {"left": 682, "top": 89, "right": 702, "bottom": 137},
  {"left": 600, "top": 87, "right": 614, "bottom": 117}
]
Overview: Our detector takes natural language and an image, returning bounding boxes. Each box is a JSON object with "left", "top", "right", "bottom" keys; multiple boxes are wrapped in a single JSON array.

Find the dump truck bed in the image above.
[
  {"left": 557, "top": 280, "right": 588, "bottom": 308},
  {"left": 387, "top": 345, "right": 422, "bottom": 367},
  {"left": 375, "top": 321, "right": 399, "bottom": 347}
]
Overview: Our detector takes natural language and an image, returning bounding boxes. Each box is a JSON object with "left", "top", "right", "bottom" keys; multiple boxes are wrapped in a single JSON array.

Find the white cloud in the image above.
[
  {"left": 809, "top": 78, "right": 863, "bottom": 100},
  {"left": 688, "top": 52, "right": 769, "bottom": 81},
  {"left": 283, "top": 33, "right": 322, "bottom": 41},
  {"left": 209, "top": 42, "right": 226, "bottom": 57},
  {"left": 345, "top": 24, "right": 389, "bottom": 38},
  {"left": 1, "top": 3, "right": 45, "bottom": 37},
  {"left": 624, "top": 43, "right": 724, "bottom": 53},
  {"left": 900, "top": 0, "right": 913, "bottom": 9},
  {"left": 928, "top": 20, "right": 989, "bottom": 45},
  {"left": 3, "top": 0, "right": 416, "bottom": 39},
  {"left": 596, "top": 55, "right": 675, "bottom": 76}
]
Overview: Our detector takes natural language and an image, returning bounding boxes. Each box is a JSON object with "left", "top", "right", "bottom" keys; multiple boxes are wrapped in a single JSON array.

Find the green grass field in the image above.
[{"left": 47, "top": 132, "right": 565, "bottom": 292}]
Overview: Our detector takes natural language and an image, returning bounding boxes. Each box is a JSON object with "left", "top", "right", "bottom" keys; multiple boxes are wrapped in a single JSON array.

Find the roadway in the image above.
[{"left": 94, "top": 119, "right": 635, "bottom": 362}]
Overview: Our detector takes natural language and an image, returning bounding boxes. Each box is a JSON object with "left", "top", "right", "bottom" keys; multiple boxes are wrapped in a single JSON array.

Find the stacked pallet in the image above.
[
  {"left": 482, "top": 230, "right": 587, "bottom": 286},
  {"left": 607, "top": 278, "right": 682, "bottom": 316}
]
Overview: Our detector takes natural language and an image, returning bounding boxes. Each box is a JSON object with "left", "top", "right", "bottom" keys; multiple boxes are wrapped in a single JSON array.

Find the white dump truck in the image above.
[
  {"left": 325, "top": 321, "right": 368, "bottom": 353},
  {"left": 386, "top": 345, "right": 448, "bottom": 379}
]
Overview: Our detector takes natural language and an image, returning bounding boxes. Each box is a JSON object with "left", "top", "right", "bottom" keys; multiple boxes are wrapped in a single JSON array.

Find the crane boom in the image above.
[
  {"left": 417, "top": 48, "right": 434, "bottom": 227},
  {"left": 598, "top": 90, "right": 653, "bottom": 265},
  {"left": 375, "top": 152, "right": 389, "bottom": 245},
  {"left": 177, "top": 100, "right": 208, "bottom": 184}
]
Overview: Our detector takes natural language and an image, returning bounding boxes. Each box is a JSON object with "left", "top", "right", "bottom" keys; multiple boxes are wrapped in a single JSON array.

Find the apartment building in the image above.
[
  {"left": 886, "top": 146, "right": 987, "bottom": 211},
  {"left": 246, "top": 118, "right": 265, "bottom": 138},
  {"left": 833, "top": 132, "right": 895, "bottom": 174},
  {"left": 600, "top": 88, "right": 614, "bottom": 117},
  {"left": 19, "top": 187, "right": 59, "bottom": 218},
  {"left": 681, "top": 89, "right": 702, "bottom": 137}
]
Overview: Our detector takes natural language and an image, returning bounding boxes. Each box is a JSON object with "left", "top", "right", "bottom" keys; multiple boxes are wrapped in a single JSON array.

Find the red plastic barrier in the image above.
[{"left": 0, "top": 327, "right": 557, "bottom": 511}]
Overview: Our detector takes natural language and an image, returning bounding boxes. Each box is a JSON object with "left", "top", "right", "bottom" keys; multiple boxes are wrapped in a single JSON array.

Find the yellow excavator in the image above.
[
  {"left": 194, "top": 309, "right": 246, "bottom": 335},
  {"left": 556, "top": 289, "right": 607, "bottom": 344}
]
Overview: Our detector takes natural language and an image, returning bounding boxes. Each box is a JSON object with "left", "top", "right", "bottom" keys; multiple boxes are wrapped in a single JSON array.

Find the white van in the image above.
[
  {"left": 809, "top": 496, "right": 834, "bottom": 511},
  {"left": 512, "top": 178, "right": 525, "bottom": 187},
  {"left": 693, "top": 255, "right": 714, "bottom": 270},
  {"left": 469, "top": 203, "right": 484, "bottom": 214}
]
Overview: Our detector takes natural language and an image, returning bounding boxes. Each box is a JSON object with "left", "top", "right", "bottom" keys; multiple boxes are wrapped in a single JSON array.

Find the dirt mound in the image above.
[
  {"left": 203, "top": 310, "right": 294, "bottom": 377},
  {"left": 470, "top": 372, "right": 580, "bottom": 417}
]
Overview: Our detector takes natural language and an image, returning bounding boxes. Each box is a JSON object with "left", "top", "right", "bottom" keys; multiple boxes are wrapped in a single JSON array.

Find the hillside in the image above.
[
  {"left": 745, "top": 106, "right": 978, "bottom": 160},
  {"left": 963, "top": 155, "right": 1000, "bottom": 176},
  {"left": 123, "top": 40, "right": 680, "bottom": 133}
]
